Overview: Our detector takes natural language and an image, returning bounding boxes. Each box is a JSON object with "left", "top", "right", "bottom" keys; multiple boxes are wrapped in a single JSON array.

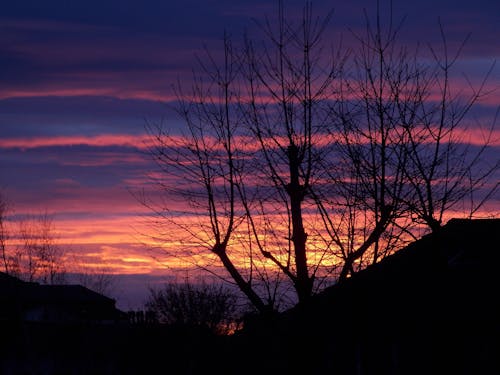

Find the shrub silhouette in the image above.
[{"left": 146, "top": 281, "right": 238, "bottom": 334}]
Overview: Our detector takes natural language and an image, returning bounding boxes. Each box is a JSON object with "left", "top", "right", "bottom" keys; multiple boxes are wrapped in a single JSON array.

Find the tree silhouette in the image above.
[
  {"left": 0, "top": 192, "right": 8, "bottom": 274},
  {"left": 143, "top": 2, "right": 498, "bottom": 311},
  {"left": 14, "top": 212, "right": 65, "bottom": 284},
  {"left": 77, "top": 267, "right": 115, "bottom": 297},
  {"left": 0, "top": 196, "right": 66, "bottom": 284},
  {"left": 396, "top": 23, "right": 499, "bottom": 232},
  {"left": 146, "top": 281, "right": 238, "bottom": 334}
]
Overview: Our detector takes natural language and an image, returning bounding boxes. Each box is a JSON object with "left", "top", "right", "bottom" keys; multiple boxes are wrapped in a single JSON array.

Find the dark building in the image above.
[
  {"left": 0, "top": 272, "right": 219, "bottom": 374},
  {"left": 234, "top": 219, "right": 500, "bottom": 374},
  {"left": 0, "top": 272, "right": 121, "bottom": 324},
  {"left": 0, "top": 273, "right": 130, "bottom": 374}
]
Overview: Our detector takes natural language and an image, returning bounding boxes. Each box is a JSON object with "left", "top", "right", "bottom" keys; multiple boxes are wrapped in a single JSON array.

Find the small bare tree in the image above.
[
  {"left": 0, "top": 193, "right": 9, "bottom": 274},
  {"left": 10, "top": 212, "right": 66, "bottom": 284},
  {"left": 77, "top": 267, "right": 115, "bottom": 297},
  {"left": 146, "top": 281, "right": 238, "bottom": 335}
]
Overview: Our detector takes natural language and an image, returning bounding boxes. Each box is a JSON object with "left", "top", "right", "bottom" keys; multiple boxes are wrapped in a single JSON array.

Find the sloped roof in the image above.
[
  {"left": 0, "top": 271, "right": 27, "bottom": 302},
  {"left": 23, "top": 284, "right": 115, "bottom": 305},
  {"left": 0, "top": 272, "right": 118, "bottom": 319},
  {"left": 235, "top": 218, "right": 500, "bottom": 375},
  {"left": 0, "top": 271, "right": 23, "bottom": 284},
  {"left": 283, "top": 218, "right": 500, "bottom": 324}
]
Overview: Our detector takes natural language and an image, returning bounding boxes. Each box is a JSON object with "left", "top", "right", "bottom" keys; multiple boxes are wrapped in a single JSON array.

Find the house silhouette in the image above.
[
  {"left": 234, "top": 218, "right": 500, "bottom": 374},
  {"left": 0, "top": 272, "right": 122, "bottom": 324}
]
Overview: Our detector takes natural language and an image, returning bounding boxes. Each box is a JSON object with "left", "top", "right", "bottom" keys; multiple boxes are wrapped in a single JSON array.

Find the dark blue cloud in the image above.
[
  {"left": 1, "top": 146, "right": 140, "bottom": 186},
  {"left": 0, "top": 0, "right": 497, "bottom": 101},
  {"left": 2, "top": 1, "right": 497, "bottom": 49},
  {"left": 0, "top": 96, "right": 181, "bottom": 137},
  {"left": 1, "top": 0, "right": 256, "bottom": 37}
]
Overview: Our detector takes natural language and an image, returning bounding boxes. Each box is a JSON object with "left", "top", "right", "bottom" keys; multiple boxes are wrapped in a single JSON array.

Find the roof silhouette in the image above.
[
  {"left": 0, "top": 272, "right": 120, "bottom": 323},
  {"left": 236, "top": 218, "right": 500, "bottom": 374}
]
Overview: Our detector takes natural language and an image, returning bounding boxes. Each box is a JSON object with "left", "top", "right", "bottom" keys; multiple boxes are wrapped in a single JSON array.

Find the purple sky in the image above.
[{"left": 1, "top": 0, "right": 499, "bottom": 309}]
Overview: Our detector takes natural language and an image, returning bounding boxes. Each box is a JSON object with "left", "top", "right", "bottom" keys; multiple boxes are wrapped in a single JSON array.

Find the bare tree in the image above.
[
  {"left": 146, "top": 281, "right": 238, "bottom": 334},
  {"left": 396, "top": 23, "right": 499, "bottom": 231},
  {"left": 145, "top": 34, "right": 275, "bottom": 313},
  {"left": 144, "top": 2, "right": 498, "bottom": 311},
  {"left": 145, "top": 3, "right": 347, "bottom": 310},
  {"left": 318, "top": 7, "right": 425, "bottom": 280},
  {"left": 238, "top": 2, "right": 347, "bottom": 302},
  {"left": 0, "top": 193, "right": 67, "bottom": 284},
  {"left": 10, "top": 212, "right": 66, "bottom": 284},
  {"left": 77, "top": 269, "right": 115, "bottom": 297},
  {"left": 0, "top": 192, "right": 9, "bottom": 274}
]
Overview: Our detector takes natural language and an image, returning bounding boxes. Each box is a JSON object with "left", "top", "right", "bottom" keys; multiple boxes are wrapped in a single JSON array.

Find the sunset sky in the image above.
[{"left": 1, "top": 0, "right": 499, "bottom": 308}]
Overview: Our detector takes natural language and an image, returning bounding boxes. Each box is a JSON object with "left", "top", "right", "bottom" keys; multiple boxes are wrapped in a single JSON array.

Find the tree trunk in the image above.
[{"left": 287, "top": 144, "right": 312, "bottom": 303}]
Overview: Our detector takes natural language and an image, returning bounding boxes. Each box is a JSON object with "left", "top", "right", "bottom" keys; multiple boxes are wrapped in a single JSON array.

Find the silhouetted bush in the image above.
[{"left": 145, "top": 281, "right": 238, "bottom": 334}]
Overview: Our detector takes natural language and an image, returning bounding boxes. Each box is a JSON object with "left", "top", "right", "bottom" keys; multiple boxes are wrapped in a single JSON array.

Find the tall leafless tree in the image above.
[
  {"left": 144, "top": 2, "right": 498, "bottom": 311},
  {"left": 239, "top": 2, "right": 346, "bottom": 302},
  {"left": 145, "top": 35, "right": 274, "bottom": 312},
  {"left": 145, "top": 4, "right": 348, "bottom": 310}
]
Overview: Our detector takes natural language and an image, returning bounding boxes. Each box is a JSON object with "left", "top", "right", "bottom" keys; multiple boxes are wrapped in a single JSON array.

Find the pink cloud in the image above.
[{"left": 0, "top": 134, "right": 153, "bottom": 149}]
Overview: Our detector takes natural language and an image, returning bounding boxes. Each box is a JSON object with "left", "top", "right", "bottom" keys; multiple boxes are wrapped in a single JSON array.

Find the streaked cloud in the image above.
[{"left": 0, "top": 134, "right": 152, "bottom": 150}]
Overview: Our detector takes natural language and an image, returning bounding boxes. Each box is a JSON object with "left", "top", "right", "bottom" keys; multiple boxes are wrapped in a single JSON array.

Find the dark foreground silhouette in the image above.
[
  {"left": 1, "top": 218, "right": 499, "bottom": 374},
  {"left": 229, "top": 218, "right": 500, "bottom": 374}
]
